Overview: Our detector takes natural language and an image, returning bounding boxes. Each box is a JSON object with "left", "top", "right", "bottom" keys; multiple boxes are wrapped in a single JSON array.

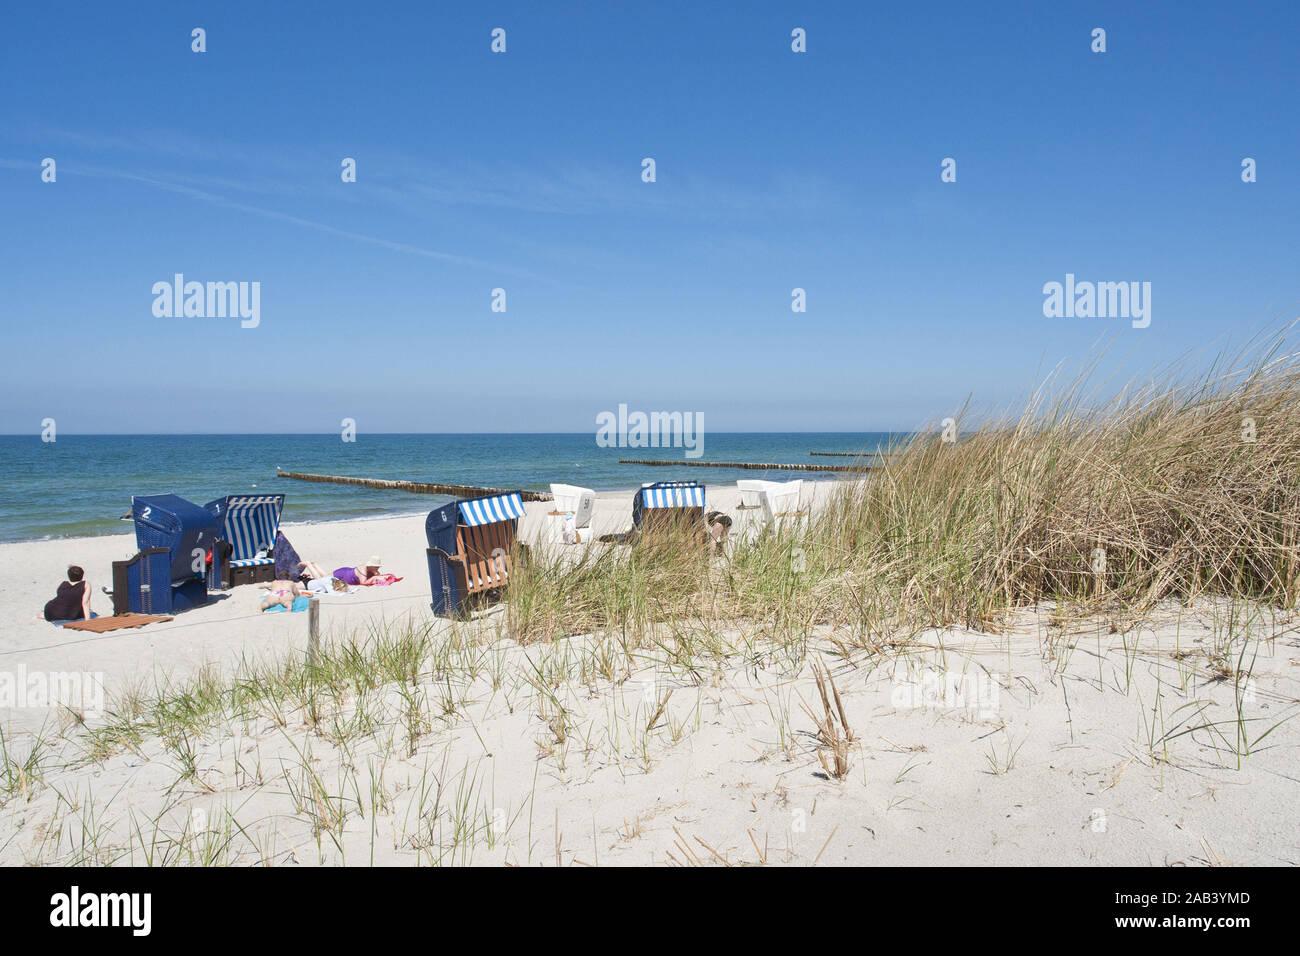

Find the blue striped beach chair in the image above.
[
  {"left": 425, "top": 491, "right": 527, "bottom": 616},
  {"left": 204, "top": 494, "right": 286, "bottom": 588},
  {"left": 632, "top": 480, "right": 705, "bottom": 532}
]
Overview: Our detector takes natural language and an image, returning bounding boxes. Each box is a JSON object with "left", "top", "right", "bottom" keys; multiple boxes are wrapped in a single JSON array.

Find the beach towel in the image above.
[
  {"left": 272, "top": 531, "right": 303, "bottom": 580},
  {"left": 62, "top": 613, "right": 173, "bottom": 632},
  {"left": 307, "top": 576, "right": 355, "bottom": 596},
  {"left": 263, "top": 595, "right": 312, "bottom": 613}
]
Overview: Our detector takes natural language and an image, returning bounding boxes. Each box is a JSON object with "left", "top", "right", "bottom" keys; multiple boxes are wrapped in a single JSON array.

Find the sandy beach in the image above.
[
  {"left": 2, "top": 480, "right": 1297, "bottom": 866},
  {"left": 0, "top": 484, "right": 783, "bottom": 732}
]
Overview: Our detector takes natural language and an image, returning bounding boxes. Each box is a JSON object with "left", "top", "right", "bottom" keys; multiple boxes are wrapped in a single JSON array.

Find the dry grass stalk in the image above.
[{"left": 801, "top": 657, "right": 854, "bottom": 779}]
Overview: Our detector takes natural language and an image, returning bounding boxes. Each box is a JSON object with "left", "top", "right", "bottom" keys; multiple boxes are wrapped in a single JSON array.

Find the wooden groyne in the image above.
[
  {"left": 276, "top": 469, "right": 553, "bottom": 501},
  {"left": 618, "top": 459, "right": 874, "bottom": 473},
  {"left": 810, "top": 451, "right": 894, "bottom": 458}
]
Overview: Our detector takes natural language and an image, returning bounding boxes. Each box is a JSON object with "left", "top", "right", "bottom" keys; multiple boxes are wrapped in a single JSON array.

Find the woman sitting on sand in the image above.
[
  {"left": 332, "top": 557, "right": 383, "bottom": 587},
  {"left": 44, "top": 565, "right": 92, "bottom": 622}
]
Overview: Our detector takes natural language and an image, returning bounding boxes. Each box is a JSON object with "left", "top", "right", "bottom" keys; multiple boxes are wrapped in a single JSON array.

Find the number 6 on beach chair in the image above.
[{"left": 425, "top": 491, "right": 526, "bottom": 616}]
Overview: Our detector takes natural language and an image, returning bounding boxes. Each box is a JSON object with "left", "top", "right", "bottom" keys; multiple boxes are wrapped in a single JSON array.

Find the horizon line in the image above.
[{"left": 1, "top": 429, "right": 911, "bottom": 438}]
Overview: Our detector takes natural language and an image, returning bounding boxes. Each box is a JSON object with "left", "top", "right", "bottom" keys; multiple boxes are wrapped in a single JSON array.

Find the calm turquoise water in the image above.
[{"left": 0, "top": 433, "right": 898, "bottom": 542}]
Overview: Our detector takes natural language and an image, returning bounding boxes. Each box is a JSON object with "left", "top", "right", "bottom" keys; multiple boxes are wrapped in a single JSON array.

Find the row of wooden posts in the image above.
[
  {"left": 616, "top": 458, "right": 874, "bottom": 472},
  {"left": 275, "top": 469, "right": 554, "bottom": 501}
]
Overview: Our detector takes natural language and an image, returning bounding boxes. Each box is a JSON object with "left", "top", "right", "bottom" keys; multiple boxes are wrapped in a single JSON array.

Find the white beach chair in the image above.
[
  {"left": 548, "top": 483, "right": 596, "bottom": 543},
  {"left": 761, "top": 479, "right": 808, "bottom": 534},
  {"left": 737, "top": 479, "right": 808, "bottom": 538},
  {"left": 735, "top": 479, "right": 773, "bottom": 541}
]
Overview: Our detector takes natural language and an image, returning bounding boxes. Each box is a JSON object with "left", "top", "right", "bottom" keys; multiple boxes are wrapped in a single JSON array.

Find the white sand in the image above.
[
  {"left": 0, "top": 484, "right": 793, "bottom": 733},
  {"left": 2, "top": 481, "right": 1298, "bottom": 866}
]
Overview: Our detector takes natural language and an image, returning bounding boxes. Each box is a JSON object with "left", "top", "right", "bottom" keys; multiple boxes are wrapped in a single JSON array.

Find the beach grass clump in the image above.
[
  {"left": 505, "top": 328, "right": 1300, "bottom": 640},
  {"left": 0, "top": 726, "right": 49, "bottom": 807},
  {"left": 824, "top": 329, "right": 1300, "bottom": 626},
  {"left": 506, "top": 526, "right": 746, "bottom": 644}
]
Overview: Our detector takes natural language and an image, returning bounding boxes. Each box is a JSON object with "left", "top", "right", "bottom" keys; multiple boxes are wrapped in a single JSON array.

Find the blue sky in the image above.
[{"left": 1, "top": 0, "right": 1297, "bottom": 434}]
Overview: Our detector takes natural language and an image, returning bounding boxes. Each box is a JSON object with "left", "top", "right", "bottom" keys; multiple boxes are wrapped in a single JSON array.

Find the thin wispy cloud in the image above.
[
  {"left": 0, "top": 156, "right": 554, "bottom": 281},
  {"left": 12, "top": 126, "right": 840, "bottom": 221}
]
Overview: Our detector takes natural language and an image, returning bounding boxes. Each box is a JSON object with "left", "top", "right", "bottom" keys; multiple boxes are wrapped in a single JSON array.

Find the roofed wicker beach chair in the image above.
[
  {"left": 761, "top": 479, "right": 808, "bottom": 532},
  {"left": 735, "top": 479, "right": 772, "bottom": 540},
  {"left": 426, "top": 490, "right": 527, "bottom": 617},
  {"left": 628, "top": 480, "right": 706, "bottom": 543},
  {"left": 547, "top": 483, "right": 597, "bottom": 543},
  {"left": 736, "top": 479, "right": 808, "bottom": 538},
  {"left": 115, "top": 493, "right": 217, "bottom": 613},
  {"left": 203, "top": 494, "right": 286, "bottom": 588}
]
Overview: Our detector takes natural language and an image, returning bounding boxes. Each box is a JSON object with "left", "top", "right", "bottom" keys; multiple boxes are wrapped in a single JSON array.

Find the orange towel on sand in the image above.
[{"left": 62, "top": 613, "right": 174, "bottom": 632}]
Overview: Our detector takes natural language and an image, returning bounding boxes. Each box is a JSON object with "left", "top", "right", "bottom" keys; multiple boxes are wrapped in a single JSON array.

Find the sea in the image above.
[{"left": 0, "top": 433, "right": 899, "bottom": 542}]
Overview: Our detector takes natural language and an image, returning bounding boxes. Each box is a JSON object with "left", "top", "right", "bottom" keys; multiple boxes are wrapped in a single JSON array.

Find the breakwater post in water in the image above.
[
  {"left": 275, "top": 469, "right": 553, "bottom": 501},
  {"left": 809, "top": 451, "right": 895, "bottom": 458},
  {"left": 617, "top": 459, "right": 874, "bottom": 473}
]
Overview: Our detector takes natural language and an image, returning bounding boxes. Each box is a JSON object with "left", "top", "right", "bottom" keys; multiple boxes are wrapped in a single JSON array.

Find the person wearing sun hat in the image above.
[{"left": 332, "top": 556, "right": 383, "bottom": 587}]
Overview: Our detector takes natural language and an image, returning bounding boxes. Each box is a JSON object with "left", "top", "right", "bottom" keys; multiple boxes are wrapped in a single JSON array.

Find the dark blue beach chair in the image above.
[
  {"left": 110, "top": 548, "right": 174, "bottom": 615},
  {"left": 118, "top": 493, "right": 218, "bottom": 613},
  {"left": 204, "top": 494, "right": 285, "bottom": 587},
  {"left": 426, "top": 491, "right": 526, "bottom": 616}
]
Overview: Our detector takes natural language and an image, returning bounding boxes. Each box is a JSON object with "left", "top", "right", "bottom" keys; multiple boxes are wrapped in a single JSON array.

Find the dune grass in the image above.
[{"left": 506, "top": 328, "right": 1300, "bottom": 641}]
